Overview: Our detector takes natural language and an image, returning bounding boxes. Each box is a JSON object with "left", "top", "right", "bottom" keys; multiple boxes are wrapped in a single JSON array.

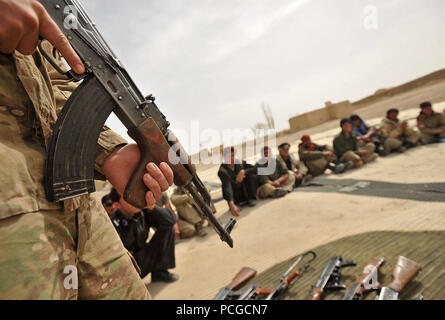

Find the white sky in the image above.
[{"left": 82, "top": 0, "right": 445, "bottom": 153}]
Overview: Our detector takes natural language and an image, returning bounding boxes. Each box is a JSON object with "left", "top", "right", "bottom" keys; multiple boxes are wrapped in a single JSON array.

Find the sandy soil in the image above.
[{"left": 143, "top": 82, "right": 445, "bottom": 300}]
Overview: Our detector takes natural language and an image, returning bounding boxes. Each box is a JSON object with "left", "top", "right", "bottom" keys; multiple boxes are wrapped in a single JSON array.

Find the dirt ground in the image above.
[{"left": 143, "top": 81, "right": 445, "bottom": 300}]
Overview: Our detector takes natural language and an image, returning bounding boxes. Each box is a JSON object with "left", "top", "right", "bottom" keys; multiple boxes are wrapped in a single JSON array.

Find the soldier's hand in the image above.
[
  {"left": 0, "top": 0, "right": 84, "bottom": 74},
  {"left": 102, "top": 144, "right": 174, "bottom": 210}
]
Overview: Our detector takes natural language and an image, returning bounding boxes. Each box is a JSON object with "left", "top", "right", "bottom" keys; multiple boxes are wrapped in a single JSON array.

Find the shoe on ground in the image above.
[
  {"left": 376, "top": 147, "right": 390, "bottom": 156},
  {"left": 395, "top": 146, "right": 406, "bottom": 153},
  {"left": 151, "top": 270, "right": 179, "bottom": 283},
  {"left": 195, "top": 222, "right": 207, "bottom": 237},
  {"left": 334, "top": 163, "right": 345, "bottom": 174},
  {"left": 273, "top": 189, "right": 288, "bottom": 198},
  {"left": 302, "top": 174, "right": 312, "bottom": 184},
  {"left": 403, "top": 141, "right": 416, "bottom": 149},
  {"left": 246, "top": 200, "right": 256, "bottom": 207},
  {"left": 343, "top": 161, "right": 354, "bottom": 172}
]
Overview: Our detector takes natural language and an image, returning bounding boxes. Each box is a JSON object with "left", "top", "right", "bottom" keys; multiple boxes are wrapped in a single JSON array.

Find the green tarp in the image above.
[{"left": 241, "top": 231, "right": 445, "bottom": 300}]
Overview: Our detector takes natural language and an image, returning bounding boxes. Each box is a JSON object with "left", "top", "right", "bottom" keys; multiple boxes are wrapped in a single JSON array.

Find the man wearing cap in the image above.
[
  {"left": 218, "top": 147, "right": 259, "bottom": 216},
  {"left": 380, "top": 108, "right": 420, "bottom": 152},
  {"left": 255, "top": 146, "right": 294, "bottom": 198},
  {"left": 298, "top": 135, "right": 351, "bottom": 176},
  {"left": 350, "top": 114, "right": 387, "bottom": 156},
  {"left": 416, "top": 102, "right": 445, "bottom": 144},
  {"left": 276, "top": 142, "right": 310, "bottom": 187},
  {"left": 333, "top": 118, "right": 379, "bottom": 168}
]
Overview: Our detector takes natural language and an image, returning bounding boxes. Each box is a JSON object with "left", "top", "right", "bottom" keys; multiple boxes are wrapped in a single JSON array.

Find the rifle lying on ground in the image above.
[
  {"left": 39, "top": 0, "right": 235, "bottom": 247},
  {"left": 306, "top": 256, "right": 356, "bottom": 300},
  {"left": 376, "top": 256, "right": 421, "bottom": 300},
  {"left": 342, "top": 257, "right": 385, "bottom": 300},
  {"left": 264, "top": 250, "right": 317, "bottom": 300},
  {"left": 214, "top": 267, "right": 257, "bottom": 300},
  {"left": 235, "top": 251, "right": 317, "bottom": 300}
]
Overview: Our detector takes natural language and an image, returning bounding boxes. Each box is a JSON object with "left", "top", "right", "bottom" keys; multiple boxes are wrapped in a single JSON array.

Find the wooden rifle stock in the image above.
[
  {"left": 356, "top": 257, "right": 385, "bottom": 294},
  {"left": 228, "top": 267, "right": 257, "bottom": 290},
  {"left": 388, "top": 256, "right": 421, "bottom": 293}
]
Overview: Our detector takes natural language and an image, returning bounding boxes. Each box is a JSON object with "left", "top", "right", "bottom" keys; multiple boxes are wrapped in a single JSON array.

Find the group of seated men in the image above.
[{"left": 218, "top": 101, "right": 445, "bottom": 216}]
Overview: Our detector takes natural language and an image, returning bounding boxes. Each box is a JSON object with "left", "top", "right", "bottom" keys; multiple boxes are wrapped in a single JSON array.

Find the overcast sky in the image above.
[{"left": 82, "top": 0, "right": 445, "bottom": 152}]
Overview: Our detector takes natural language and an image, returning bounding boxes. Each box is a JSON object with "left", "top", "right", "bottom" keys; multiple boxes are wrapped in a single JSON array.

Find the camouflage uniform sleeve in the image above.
[{"left": 44, "top": 43, "right": 128, "bottom": 179}]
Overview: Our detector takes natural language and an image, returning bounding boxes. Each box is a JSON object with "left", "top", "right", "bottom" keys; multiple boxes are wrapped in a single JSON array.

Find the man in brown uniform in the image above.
[
  {"left": 333, "top": 118, "right": 379, "bottom": 168},
  {"left": 256, "top": 146, "right": 293, "bottom": 199},
  {"left": 170, "top": 187, "right": 208, "bottom": 238},
  {"left": 298, "top": 135, "right": 351, "bottom": 176},
  {"left": 380, "top": 108, "right": 420, "bottom": 152},
  {"left": 0, "top": 0, "right": 173, "bottom": 299},
  {"left": 416, "top": 101, "right": 445, "bottom": 144},
  {"left": 276, "top": 142, "right": 310, "bottom": 187}
]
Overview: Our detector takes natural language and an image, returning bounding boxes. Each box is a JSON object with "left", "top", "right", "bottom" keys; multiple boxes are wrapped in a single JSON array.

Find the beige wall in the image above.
[{"left": 289, "top": 100, "right": 353, "bottom": 132}]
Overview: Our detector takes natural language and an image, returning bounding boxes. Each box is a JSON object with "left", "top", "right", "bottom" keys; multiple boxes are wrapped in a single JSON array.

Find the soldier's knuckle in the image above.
[{"left": 23, "top": 12, "right": 39, "bottom": 31}]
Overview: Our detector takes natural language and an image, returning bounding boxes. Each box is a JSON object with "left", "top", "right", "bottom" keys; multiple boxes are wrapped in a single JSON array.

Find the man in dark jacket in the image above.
[
  {"left": 109, "top": 189, "right": 178, "bottom": 283},
  {"left": 218, "top": 147, "right": 258, "bottom": 216}
]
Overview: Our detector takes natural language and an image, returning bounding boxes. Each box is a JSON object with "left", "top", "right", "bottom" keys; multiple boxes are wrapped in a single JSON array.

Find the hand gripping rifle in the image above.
[
  {"left": 306, "top": 256, "right": 356, "bottom": 300},
  {"left": 39, "top": 0, "right": 235, "bottom": 247},
  {"left": 342, "top": 256, "right": 385, "bottom": 300}
]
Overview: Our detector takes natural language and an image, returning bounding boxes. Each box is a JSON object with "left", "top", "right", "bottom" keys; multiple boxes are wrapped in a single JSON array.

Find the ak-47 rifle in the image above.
[
  {"left": 376, "top": 256, "right": 421, "bottom": 300},
  {"left": 214, "top": 267, "right": 257, "bottom": 300},
  {"left": 236, "top": 251, "right": 317, "bottom": 300},
  {"left": 38, "top": 0, "right": 235, "bottom": 247},
  {"left": 264, "top": 251, "right": 317, "bottom": 300},
  {"left": 342, "top": 257, "right": 385, "bottom": 300},
  {"left": 306, "top": 256, "right": 356, "bottom": 300}
]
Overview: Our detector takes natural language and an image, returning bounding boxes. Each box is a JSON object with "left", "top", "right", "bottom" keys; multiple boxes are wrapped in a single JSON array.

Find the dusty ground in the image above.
[{"left": 143, "top": 82, "right": 445, "bottom": 300}]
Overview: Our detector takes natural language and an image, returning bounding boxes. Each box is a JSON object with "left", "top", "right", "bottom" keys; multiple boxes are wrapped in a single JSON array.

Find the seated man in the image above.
[
  {"left": 218, "top": 146, "right": 259, "bottom": 216},
  {"left": 417, "top": 101, "right": 445, "bottom": 144},
  {"left": 156, "top": 192, "right": 182, "bottom": 242},
  {"left": 255, "top": 146, "right": 294, "bottom": 198},
  {"left": 101, "top": 193, "right": 117, "bottom": 217},
  {"left": 109, "top": 189, "right": 179, "bottom": 283},
  {"left": 170, "top": 187, "right": 208, "bottom": 238},
  {"left": 276, "top": 142, "right": 310, "bottom": 187},
  {"left": 350, "top": 114, "right": 386, "bottom": 156},
  {"left": 380, "top": 108, "right": 420, "bottom": 152},
  {"left": 333, "top": 118, "right": 379, "bottom": 168},
  {"left": 298, "top": 134, "right": 352, "bottom": 176}
]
